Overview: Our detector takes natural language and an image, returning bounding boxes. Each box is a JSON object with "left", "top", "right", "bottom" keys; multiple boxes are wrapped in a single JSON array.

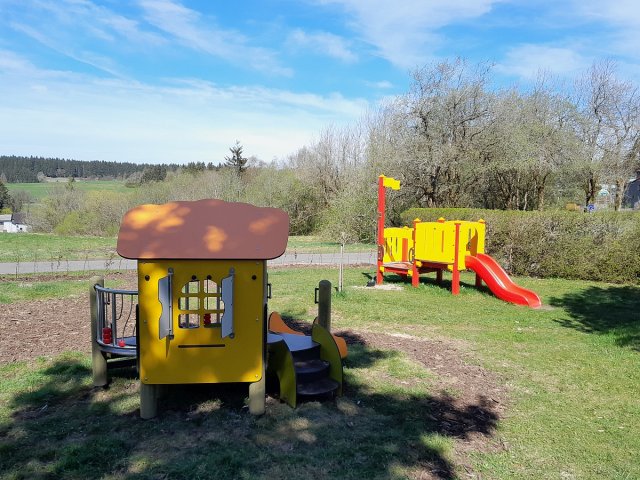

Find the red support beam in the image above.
[
  {"left": 411, "top": 218, "right": 420, "bottom": 287},
  {"left": 376, "top": 175, "right": 385, "bottom": 285},
  {"left": 452, "top": 222, "right": 461, "bottom": 295}
]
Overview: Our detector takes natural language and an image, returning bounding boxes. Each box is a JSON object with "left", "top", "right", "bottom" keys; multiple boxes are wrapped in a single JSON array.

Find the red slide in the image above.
[{"left": 465, "top": 254, "right": 542, "bottom": 308}]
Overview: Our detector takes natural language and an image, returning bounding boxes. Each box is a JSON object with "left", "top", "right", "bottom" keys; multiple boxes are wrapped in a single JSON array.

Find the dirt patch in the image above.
[
  {"left": 337, "top": 329, "right": 509, "bottom": 476},
  {"left": 0, "top": 272, "right": 137, "bottom": 363},
  {"left": 352, "top": 284, "right": 404, "bottom": 291}
]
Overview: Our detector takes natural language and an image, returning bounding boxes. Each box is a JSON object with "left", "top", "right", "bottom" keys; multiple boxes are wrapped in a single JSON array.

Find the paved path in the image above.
[{"left": 0, "top": 251, "right": 377, "bottom": 275}]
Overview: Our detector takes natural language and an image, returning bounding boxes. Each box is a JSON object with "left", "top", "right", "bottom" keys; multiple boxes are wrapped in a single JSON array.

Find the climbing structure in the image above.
[{"left": 376, "top": 175, "right": 541, "bottom": 308}]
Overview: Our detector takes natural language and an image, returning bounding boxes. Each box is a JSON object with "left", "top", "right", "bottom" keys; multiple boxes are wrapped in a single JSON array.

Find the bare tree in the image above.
[
  {"left": 397, "top": 58, "right": 493, "bottom": 207},
  {"left": 574, "top": 60, "right": 640, "bottom": 209}
]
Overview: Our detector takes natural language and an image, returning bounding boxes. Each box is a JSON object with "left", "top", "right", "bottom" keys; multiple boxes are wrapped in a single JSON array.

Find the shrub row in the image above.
[{"left": 400, "top": 208, "right": 640, "bottom": 284}]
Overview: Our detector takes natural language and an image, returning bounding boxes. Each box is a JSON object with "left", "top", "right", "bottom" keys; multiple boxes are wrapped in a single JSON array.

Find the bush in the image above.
[{"left": 400, "top": 208, "right": 640, "bottom": 283}]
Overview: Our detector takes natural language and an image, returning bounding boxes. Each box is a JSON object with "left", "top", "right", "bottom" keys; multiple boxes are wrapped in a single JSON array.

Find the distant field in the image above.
[{"left": 6, "top": 181, "right": 131, "bottom": 200}]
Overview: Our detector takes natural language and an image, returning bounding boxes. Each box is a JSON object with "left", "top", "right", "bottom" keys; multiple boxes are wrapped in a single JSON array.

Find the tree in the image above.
[
  {"left": 397, "top": 58, "right": 493, "bottom": 207},
  {"left": 0, "top": 179, "right": 10, "bottom": 210},
  {"left": 141, "top": 165, "right": 167, "bottom": 183},
  {"left": 224, "top": 141, "right": 248, "bottom": 174},
  {"left": 574, "top": 60, "right": 640, "bottom": 209},
  {"left": 183, "top": 162, "right": 206, "bottom": 175},
  {"left": 9, "top": 190, "right": 34, "bottom": 213}
]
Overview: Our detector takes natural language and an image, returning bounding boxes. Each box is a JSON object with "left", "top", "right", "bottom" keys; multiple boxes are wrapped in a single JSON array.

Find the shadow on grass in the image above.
[
  {"left": 0, "top": 340, "right": 500, "bottom": 480},
  {"left": 549, "top": 285, "right": 640, "bottom": 351}
]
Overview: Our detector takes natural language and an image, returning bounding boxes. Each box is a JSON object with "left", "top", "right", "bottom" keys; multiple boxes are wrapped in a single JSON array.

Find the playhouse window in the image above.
[
  {"left": 177, "top": 277, "right": 225, "bottom": 329},
  {"left": 179, "top": 297, "right": 200, "bottom": 311},
  {"left": 179, "top": 313, "right": 200, "bottom": 328},
  {"left": 204, "top": 279, "right": 218, "bottom": 293},
  {"left": 181, "top": 280, "right": 199, "bottom": 294}
]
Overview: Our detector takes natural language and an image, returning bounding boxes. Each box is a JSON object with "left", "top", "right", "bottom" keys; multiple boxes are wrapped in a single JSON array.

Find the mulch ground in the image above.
[{"left": 0, "top": 272, "right": 508, "bottom": 478}]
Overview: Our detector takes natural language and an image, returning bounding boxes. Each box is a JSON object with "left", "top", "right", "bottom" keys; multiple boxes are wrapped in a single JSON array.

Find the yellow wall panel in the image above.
[{"left": 137, "top": 260, "right": 265, "bottom": 385}]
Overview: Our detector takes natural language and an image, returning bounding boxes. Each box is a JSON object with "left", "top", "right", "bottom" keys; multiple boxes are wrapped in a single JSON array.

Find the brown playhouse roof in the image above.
[{"left": 116, "top": 199, "right": 289, "bottom": 260}]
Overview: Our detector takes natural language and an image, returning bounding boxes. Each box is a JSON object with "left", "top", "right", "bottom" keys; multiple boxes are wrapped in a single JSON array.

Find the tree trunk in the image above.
[
  {"left": 614, "top": 178, "right": 624, "bottom": 211},
  {"left": 536, "top": 185, "right": 545, "bottom": 210},
  {"left": 585, "top": 174, "right": 597, "bottom": 206}
]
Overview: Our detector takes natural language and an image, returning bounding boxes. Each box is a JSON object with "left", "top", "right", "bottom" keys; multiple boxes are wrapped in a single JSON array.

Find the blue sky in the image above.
[{"left": 1, "top": 0, "right": 639, "bottom": 165}]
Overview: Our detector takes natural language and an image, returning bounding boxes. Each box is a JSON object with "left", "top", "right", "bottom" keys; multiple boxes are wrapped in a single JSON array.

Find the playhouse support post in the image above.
[
  {"left": 317, "top": 280, "right": 332, "bottom": 331},
  {"left": 475, "top": 274, "right": 482, "bottom": 288},
  {"left": 90, "top": 276, "right": 108, "bottom": 387},
  {"left": 452, "top": 223, "right": 461, "bottom": 295},
  {"left": 411, "top": 218, "right": 420, "bottom": 287},
  {"left": 248, "top": 365, "right": 266, "bottom": 415},
  {"left": 140, "top": 382, "right": 158, "bottom": 419},
  {"left": 376, "top": 175, "right": 385, "bottom": 285},
  {"left": 436, "top": 269, "right": 443, "bottom": 284}
]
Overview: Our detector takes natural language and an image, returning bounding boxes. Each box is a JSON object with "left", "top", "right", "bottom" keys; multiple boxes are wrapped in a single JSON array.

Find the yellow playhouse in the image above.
[{"left": 116, "top": 199, "right": 289, "bottom": 418}]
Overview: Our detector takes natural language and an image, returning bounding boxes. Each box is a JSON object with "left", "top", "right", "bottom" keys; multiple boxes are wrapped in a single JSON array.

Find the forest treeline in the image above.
[
  {"left": 5, "top": 58, "right": 640, "bottom": 246},
  {"left": 0, "top": 156, "right": 182, "bottom": 183}
]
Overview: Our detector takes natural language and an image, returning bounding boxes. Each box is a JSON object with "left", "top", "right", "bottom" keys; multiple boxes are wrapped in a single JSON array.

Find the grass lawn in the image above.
[
  {"left": 6, "top": 181, "right": 131, "bottom": 200},
  {"left": 0, "top": 273, "right": 130, "bottom": 304},
  {"left": 0, "top": 234, "right": 118, "bottom": 263},
  {"left": 0, "top": 268, "right": 638, "bottom": 479},
  {"left": 285, "top": 236, "right": 374, "bottom": 253},
  {"left": 0, "top": 234, "right": 373, "bottom": 263}
]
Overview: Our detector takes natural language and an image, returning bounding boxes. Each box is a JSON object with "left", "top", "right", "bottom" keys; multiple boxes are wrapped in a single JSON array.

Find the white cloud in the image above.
[
  {"left": 574, "top": 0, "right": 640, "bottom": 27},
  {"left": 570, "top": 0, "right": 640, "bottom": 61},
  {"left": 14, "top": 0, "right": 165, "bottom": 47},
  {"left": 138, "top": 0, "right": 292, "bottom": 76},
  {"left": 0, "top": 50, "right": 367, "bottom": 163},
  {"left": 3, "top": 0, "right": 164, "bottom": 78},
  {"left": 11, "top": 21, "right": 128, "bottom": 78},
  {"left": 313, "top": 0, "right": 498, "bottom": 68},
  {"left": 497, "top": 44, "right": 588, "bottom": 80},
  {"left": 288, "top": 29, "right": 357, "bottom": 62},
  {"left": 365, "top": 80, "right": 393, "bottom": 89}
]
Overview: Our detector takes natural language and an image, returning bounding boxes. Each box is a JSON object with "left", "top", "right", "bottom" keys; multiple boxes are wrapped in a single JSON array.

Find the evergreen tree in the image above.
[
  {"left": 224, "top": 141, "right": 248, "bottom": 174},
  {"left": 0, "top": 179, "right": 10, "bottom": 210},
  {"left": 141, "top": 165, "right": 167, "bottom": 183}
]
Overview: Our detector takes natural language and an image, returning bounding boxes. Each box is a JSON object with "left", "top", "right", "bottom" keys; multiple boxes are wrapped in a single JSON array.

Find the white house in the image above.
[
  {"left": 3, "top": 213, "right": 30, "bottom": 233},
  {"left": 0, "top": 214, "right": 11, "bottom": 232}
]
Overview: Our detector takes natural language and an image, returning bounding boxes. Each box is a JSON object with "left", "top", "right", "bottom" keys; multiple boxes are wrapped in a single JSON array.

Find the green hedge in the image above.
[{"left": 400, "top": 208, "right": 640, "bottom": 284}]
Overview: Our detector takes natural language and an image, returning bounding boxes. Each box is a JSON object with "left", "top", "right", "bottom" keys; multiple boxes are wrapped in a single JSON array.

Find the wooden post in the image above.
[
  {"left": 317, "top": 280, "right": 332, "bottom": 331},
  {"left": 339, "top": 237, "right": 345, "bottom": 292},
  {"left": 90, "top": 276, "right": 107, "bottom": 387}
]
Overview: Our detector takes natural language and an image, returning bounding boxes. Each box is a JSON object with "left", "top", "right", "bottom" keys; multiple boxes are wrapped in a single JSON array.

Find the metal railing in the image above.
[{"left": 94, "top": 285, "right": 138, "bottom": 351}]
